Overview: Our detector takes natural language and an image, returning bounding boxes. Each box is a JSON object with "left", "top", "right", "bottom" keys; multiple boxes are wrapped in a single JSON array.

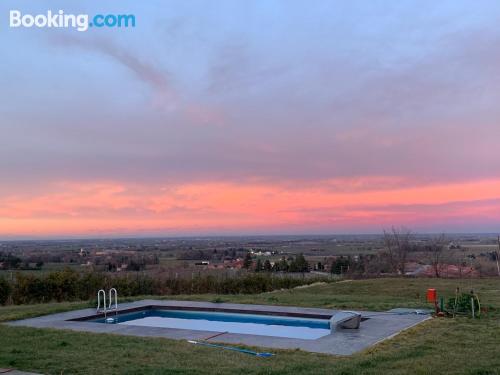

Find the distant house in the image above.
[
  {"left": 116, "top": 263, "right": 128, "bottom": 272},
  {"left": 254, "top": 251, "right": 272, "bottom": 257},
  {"left": 230, "top": 259, "right": 244, "bottom": 269},
  {"left": 217, "top": 259, "right": 244, "bottom": 269},
  {"left": 208, "top": 263, "right": 224, "bottom": 269},
  {"left": 405, "top": 262, "right": 479, "bottom": 277}
]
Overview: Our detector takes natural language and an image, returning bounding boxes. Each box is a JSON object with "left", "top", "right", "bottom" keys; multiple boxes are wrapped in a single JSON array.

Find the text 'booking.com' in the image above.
[{"left": 9, "top": 10, "right": 136, "bottom": 32}]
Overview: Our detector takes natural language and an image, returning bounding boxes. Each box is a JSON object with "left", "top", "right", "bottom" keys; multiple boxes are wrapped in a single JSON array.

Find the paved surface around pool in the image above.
[{"left": 5, "top": 300, "right": 430, "bottom": 355}]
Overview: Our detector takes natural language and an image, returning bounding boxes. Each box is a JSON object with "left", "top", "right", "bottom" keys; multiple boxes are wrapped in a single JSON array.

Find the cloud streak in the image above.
[
  {"left": 50, "top": 34, "right": 178, "bottom": 105},
  {"left": 1, "top": 178, "right": 500, "bottom": 237}
]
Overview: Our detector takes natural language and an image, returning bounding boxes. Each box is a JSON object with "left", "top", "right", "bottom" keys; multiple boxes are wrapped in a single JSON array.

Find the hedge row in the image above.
[{"left": 0, "top": 269, "right": 328, "bottom": 305}]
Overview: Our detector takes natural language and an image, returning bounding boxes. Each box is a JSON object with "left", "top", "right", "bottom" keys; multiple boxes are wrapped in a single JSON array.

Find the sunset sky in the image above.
[{"left": 1, "top": 0, "right": 500, "bottom": 238}]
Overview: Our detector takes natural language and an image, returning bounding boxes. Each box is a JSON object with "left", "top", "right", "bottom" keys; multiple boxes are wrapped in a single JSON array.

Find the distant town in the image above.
[{"left": 2, "top": 232, "right": 499, "bottom": 279}]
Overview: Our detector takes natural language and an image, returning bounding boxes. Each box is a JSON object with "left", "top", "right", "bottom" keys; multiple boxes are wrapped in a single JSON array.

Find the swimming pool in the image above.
[
  {"left": 9, "top": 300, "right": 431, "bottom": 355},
  {"left": 92, "top": 309, "right": 331, "bottom": 340}
]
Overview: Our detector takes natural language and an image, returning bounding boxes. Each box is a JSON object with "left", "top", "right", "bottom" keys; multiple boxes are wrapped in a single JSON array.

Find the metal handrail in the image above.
[
  {"left": 108, "top": 288, "right": 118, "bottom": 311},
  {"left": 97, "top": 289, "right": 106, "bottom": 314}
]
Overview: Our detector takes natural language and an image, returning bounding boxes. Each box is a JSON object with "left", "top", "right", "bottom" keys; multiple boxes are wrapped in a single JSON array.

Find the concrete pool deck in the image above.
[{"left": 5, "top": 300, "right": 431, "bottom": 355}]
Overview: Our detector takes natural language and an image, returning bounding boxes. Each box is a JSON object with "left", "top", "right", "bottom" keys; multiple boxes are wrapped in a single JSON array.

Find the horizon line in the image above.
[{"left": 1, "top": 231, "right": 499, "bottom": 243}]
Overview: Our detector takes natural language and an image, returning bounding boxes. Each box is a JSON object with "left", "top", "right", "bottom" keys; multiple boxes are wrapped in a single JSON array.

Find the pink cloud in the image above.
[{"left": 1, "top": 178, "right": 500, "bottom": 237}]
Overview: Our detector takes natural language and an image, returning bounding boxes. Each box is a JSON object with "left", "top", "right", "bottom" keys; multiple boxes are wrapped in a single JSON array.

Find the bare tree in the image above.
[
  {"left": 428, "top": 234, "right": 447, "bottom": 278},
  {"left": 384, "top": 229, "right": 398, "bottom": 273},
  {"left": 496, "top": 236, "right": 500, "bottom": 277},
  {"left": 383, "top": 227, "right": 412, "bottom": 275}
]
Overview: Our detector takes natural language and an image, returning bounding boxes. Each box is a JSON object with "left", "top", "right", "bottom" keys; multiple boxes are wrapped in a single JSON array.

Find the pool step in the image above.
[{"left": 330, "top": 311, "right": 362, "bottom": 330}]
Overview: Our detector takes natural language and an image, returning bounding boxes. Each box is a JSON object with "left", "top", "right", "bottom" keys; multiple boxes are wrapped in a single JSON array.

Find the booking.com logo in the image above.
[{"left": 9, "top": 10, "right": 136, "bottom": 32}]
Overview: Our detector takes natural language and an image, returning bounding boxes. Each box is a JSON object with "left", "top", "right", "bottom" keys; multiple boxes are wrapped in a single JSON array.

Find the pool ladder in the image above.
[{"left": 97, "top": 288, "right": 118, "bottom": 319}]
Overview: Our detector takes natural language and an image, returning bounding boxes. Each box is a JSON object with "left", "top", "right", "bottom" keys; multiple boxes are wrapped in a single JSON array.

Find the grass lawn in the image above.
[{"left": 0, "top": 278, "right": 499, "bottom": 374}]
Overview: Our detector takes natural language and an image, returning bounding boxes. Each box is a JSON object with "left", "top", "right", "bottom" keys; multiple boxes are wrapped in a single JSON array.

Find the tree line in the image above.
[
  {"left": 0, "top": 269, "right": 329, "bottom": 305},
  {"left": 244, "top": 253, "right": 310, "bottom": 273}
]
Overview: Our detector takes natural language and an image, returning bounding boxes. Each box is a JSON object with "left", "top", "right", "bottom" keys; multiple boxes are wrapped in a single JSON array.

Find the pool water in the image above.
[{"left": 93, "top": 309, "right": 331, "bottom": 340}]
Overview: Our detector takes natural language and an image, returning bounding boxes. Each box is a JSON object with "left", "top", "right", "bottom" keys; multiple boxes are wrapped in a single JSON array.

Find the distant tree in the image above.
[
  {"left": 0, "top": 277, "right": 10, "bottom": 305},
  {"left": 427, "top": 234, "right": 447, "bottom": 278},
  {"left": 106, "top": 262, "right": 117, "bottom": 272},
  {"left": 295, "top": 253, "right": 309, "bottom": 272},
  {"left": 331, "top": 256, "right": 350, "bottom": 275},
  {"left": 364, "top": 253, "right": 392, "bottom": 275},
  {"left": 277, "top": 257, "right": 289, "bottom": 272},
  {"left": 496, "top": 236, "right": 500, "bottom": 277},
  {"left": 128, "top": 259, "right": 146, "bottom": 271},
  {"left": 255, "top": 259, "right": 263, "bottom": 272},
  {"left": 351, "top": 254, "right": 367, "bottom": 275},
  {"left": 243, "top": 252, "right": 253, "bottom": 269},
  {"left": 0, "top": 253, "right": 22, "bottom": 270},
  {"left": 383, "top": 227, "right": 413, "bottom": 275},
  {"left": 263, "top": 259, "right": 272, "bottom": 272}
]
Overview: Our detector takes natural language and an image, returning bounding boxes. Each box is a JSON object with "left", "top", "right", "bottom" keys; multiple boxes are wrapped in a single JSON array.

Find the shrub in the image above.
[
  {"left": 0, "top": 277, "right": 11, "bottom": 305},
  {"left": 2, "top": 269, "right": 330, "bottom": 305},
  {"left": 446, "top": 292, "right": 480, "bottom": 316}
]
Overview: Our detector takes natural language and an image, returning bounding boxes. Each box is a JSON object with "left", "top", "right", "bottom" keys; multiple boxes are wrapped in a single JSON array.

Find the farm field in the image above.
[{"left": 0, "top": 278, "right": 499, "bottom": 374}]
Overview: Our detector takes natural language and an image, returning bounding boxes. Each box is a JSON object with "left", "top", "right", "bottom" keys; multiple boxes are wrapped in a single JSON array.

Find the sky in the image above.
[{"left": 1, "top": 0, "right": 500, "bottom": 239}]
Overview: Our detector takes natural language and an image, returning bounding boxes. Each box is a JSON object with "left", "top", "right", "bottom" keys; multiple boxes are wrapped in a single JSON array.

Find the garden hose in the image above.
[{"left": 187, "top": 340, "right": 274, "bottom": 357}]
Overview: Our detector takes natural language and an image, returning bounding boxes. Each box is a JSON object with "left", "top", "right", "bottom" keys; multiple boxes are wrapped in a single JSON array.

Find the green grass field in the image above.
[{"left": 0, "top": 278, "right": 499, "bottom": 374}]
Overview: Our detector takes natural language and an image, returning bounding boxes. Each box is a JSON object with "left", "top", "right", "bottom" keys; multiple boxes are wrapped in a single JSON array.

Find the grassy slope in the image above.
[{"left": 0, "top": 278, "right": 499, "bottom": 375}]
